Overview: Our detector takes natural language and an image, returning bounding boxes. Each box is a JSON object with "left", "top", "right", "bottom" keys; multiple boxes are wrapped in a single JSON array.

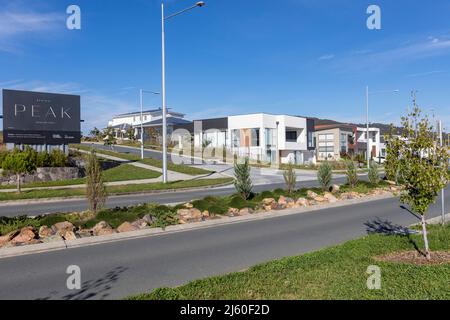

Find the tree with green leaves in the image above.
[
  {"left": 346, "top": 160, "right": 358, "bottom": 188},
  {"left": 283, "top": 161, "right": 297, "bottom": 194},
  {"left": 2, "top": 149, "right": 37, "bottom": 193},
  {"left": 90, "top": 127, "right": 101, "bottom": 141},
  {"left": 368, "top": 160, "right": 380, "bottom": 185},
  {"left": 387, "top": 107, "right": 449, "bottom": 260},
  {"left": 86, "top": 150, "right": 107, "bottom": 214},
  {"left": 317, "top": 161, "right": 333, "bottom": 191},
  {"left": 103, "top": 127, "right": 117, "bottom": 149},
  {"left": 234, "top": 157, "right": 253, "bottom": 200}
]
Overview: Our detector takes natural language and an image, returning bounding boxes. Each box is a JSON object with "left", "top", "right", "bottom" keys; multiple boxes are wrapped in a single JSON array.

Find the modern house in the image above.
[
  {"left": 107, "top": 108, "right": 189, "bottom": 141},
  {"left": 314, "top": 123, "right": 357, "bottom": 161},
  {"left": 175, "top": 113, "right": 316, "bottom": 165},
  {"left": 356, "top": 127, "right": 382, "bottom": 161}
]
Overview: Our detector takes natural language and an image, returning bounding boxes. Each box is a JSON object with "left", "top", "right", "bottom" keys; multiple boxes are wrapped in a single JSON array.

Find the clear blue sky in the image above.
[{"left": 1, "top": 0, "right": 450, "bottom": 133}]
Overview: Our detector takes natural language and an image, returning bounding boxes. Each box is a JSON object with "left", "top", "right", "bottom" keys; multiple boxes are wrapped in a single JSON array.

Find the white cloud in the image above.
[{"left": 318, "top": 54, "right": 335, "bottom": 61}]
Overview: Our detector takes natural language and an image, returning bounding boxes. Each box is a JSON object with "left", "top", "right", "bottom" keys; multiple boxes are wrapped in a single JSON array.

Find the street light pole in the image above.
[
  {"left": 140, "top": 89, "right": 144, "bottom": 160},
  {"left": 366, "top": 86, "right": 370, "bottom": 169},
  {"left": 161, "top": 2, "right": 168, "bottom": 183},
  {"left": 438, "top": 120, "right": 445, "bottom": 225},
  {"left": 161, "top": 1, "right": 205, "bottom": 183}
]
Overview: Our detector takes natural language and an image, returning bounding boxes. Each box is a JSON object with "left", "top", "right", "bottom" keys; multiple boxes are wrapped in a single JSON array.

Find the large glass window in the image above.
[
  {"left": 232, "top": 129, "right": 240, "bottom": 147},
  {"left": 251, "top": 129, "right": 260, "bottom": 147}
]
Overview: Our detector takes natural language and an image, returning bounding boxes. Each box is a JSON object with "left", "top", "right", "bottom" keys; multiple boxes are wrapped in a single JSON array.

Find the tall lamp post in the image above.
[
  {"left": 365, "top": 86, "right": 399, "bottom": 169},
  {"left": 140, "top": 89, "right": 160, "bottom": 160},
  {"left": 161, "top": 1, "right": 205, "bottom": 183}
]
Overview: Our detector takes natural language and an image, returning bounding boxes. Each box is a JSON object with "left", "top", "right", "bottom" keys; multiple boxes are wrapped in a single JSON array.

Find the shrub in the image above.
[
  {"left": 36, "top": 152, "right": 52, "bottom": 167},
  {"left": 234, "top": 157, "right": 253, "bottom": 200},
  {"left": 283, "top": 161, "right": 297, "bottom": 194},
  {"left": 86, "top": 150, "right": 107, "bottom": 214},
  {"left": 50, "top": 149, "right": 67, "bottom": 167},
  {"left": 2, "top": 150, "right": 37, "bottom": 193},
  {"left": 317, "top": 162, "right": 333, "bottom": 191},
  {"left": 228, "top": 196, "right": 252, "bottom": 210},
  {"left": 368, "top": 160, "right": 380, "bottom": 185},
  {"left": 346, "top": 160, "right": 358, "bottom": 188}
]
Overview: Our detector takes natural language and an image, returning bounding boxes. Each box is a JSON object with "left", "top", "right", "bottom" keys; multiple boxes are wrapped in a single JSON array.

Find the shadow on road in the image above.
[{"left": 37, "top": 266, "right": 128, "bottom": 300}]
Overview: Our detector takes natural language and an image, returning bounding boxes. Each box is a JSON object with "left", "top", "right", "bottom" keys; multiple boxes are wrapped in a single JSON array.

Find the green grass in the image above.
[
  {"left": 0, "top": 178, "right": 233, "bottom": 202},
  {"left": 71, "top": 144, "right": 213, "bottom": 176},
  {"left": 0, "top": 164, "right": 161, "bottom": 190},
  {"left": 130, "top": 224, "right": 450, "bottom": 300}
]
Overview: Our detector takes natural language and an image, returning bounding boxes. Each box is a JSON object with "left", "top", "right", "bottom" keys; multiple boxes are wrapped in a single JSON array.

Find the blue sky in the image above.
[{"left": 1, "top": 0, "right": 450, "bottom": 133}]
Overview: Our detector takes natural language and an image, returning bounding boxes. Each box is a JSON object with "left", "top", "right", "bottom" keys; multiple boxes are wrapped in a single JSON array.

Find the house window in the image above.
[
  {"left": 308, "top": 131, "right": 314, "bottom": 148},
  {"left": 232, "top": 129, "right": 240, "bottom": 148},
  {"left": 251, "top": 129, "right": 260, "bottom": 147},
  {"left": 286, "top": 131, "right": 298, "bottom": 142}
]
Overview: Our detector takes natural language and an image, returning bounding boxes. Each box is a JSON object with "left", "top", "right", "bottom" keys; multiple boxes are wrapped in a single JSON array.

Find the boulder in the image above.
[
  {"left": 278, "top": 196, "right": 294, "bottom": 206},
  {"left": 51, "top": 221, "right": 75, "bottom": 236},
  {"left": 41, "top": 235, "right": 64, "bottom": 243},
  {"left": 262, "top": 198, "right": 276, "bottom": 206},
  {"left": 131, "top": 219, "right": 148, "bottom": 229},
  {"left": 227, "top": 207, "right": 239, "bottom": 216},
  {"left": 77, "top": 229, "right": 93, "bottom": 238},
  {"left": 386, "top": 180, "right": 397, "bottom": 186},
  {"left": 61, "top": 231, "right": 77, "bottom": 241},
  {"left": 323, "top": 192, "right": 338, "bottom": 203},
  {"left": 238, "top": 208, "right": 253, "bottom": 216},
  {"left": 0, "top": 230, "right": 20, "bottom": 247},
  {"left": 202, "top": 210, "right": 210, "bottom": 218},
  {"left": 313, "top": 195, "right": 329, "bottom": 203},
  {"left": 329, "top": 184, "right": 340, "bottom": 194},
  {"left": 184, "top": 203, "right": 194, "bottom": 209},
  {"left": 177, "top": 208, "right": 203, "bottom": 223},
  {"left": 11, "top": 227, "right": 36, "bottom": 244},
  {"left": 307, "top": 191, "right": 318, "bottom": 199},
  {"left": 92, "top": 221, "right": 114, "bottom": 236},
  {"left": 340, "top": 192, "right": 360, "bottom": 200},
  {"left": 295, "top": 198, "right": 309, "bottom": 207},
  {"left": 39, "top": 226, "right": 54, "bottom": 238},
  {"left": 117, "top": 222, "right": 140, "bottom": 233},
  {"left": 142, "top": 214, "right": 156, "bottom": 225}
]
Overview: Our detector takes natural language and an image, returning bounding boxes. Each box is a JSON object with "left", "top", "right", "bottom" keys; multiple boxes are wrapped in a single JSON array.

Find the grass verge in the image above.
[
  {"left": 0, "top": 178, "right": 233, "bottom": 202},
  {"left": 129, "top": 224, "right": 450, "bottom": 300},
  {"left": 72, "top": 144, "right": 213, "bottom": 176}
]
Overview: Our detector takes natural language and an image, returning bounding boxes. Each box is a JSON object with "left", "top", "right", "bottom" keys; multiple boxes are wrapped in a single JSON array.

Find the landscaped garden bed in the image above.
[{"left": 0, "top": 180, "right": 400, "bottom": 249}]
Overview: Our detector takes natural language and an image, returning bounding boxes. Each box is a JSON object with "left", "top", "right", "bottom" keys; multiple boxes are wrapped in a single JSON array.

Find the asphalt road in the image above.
[
  {"left": 0, "top": 189, "right": 448, "bottom": 300},
  {"left": 0, "top": 178, "right": 350, "bottom": 217}
]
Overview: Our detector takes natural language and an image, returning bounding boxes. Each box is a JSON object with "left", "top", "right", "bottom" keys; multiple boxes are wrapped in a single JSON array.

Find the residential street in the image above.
[{"left": 0, "top": 189, "right": 448, "bottom": 300}]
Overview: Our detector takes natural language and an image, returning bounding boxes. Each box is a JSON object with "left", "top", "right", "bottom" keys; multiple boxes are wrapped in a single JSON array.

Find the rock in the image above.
[
  {"left": 97, "top": 228, "right": 117, "bottom": 236},
  {"left": 92, "top": 221, "right": 113, "bottom": 236},
  {"left": 202, "top": 210, "right": 210, "bottom": 218},
  {"left": 262, "top": 198, "right": 276, "bottom": 206},
  {"left": 340, "top": 192, "right": 360, "bottom": 200},
  {"left": 313, "top": 195, "right": 329, "bottom": 203},
  {"left": 41, "top": 235, "right": 64, "bottom": 243},
  {"left": 51, "top": 221, "right": 75, "bottom": 236},
  {"left": 184, "top": 203, "right": 194, "bottom": 209},
  {"left": 278, "top": 196, "right": 294, "bottom": 206},
  {"left": 238, "top": 208, "right": 253, "bottom": 216},
  {"left": 177, "top": 208, "right": 203, "bottom": 223},
  {"left": 263, "top": 205, "right": 273, "bottom": 211},
  {"left": 131, "top": 219, "right": 148, "bottom": 229},
  {"left": 61, "top": 231, "right": 77, "bottom": 241},
  {"left": 142, "top": 214, "right": 156, "bottom": 225},
  {"left": 11, "top": 227, "right": 36, "bottom": 244},
  {"left": 0, "top": 230, "right": 20, "bottom": 247},
  {"left": 307, "top": 191, "right": 318, "bottom": 199},
  {"left": 323, "top": 192, "right": 338, "bottom": 203},
  {"left": 227, "top": 207, "right": 240, "bottom": 216},
  {"left": 117, "top": 222, "right": 140, "bottom": 233},
  {"left": 329, "top": 184, "right": 340, "bottom": 194},
  {"left": 295, "top": 198, "right": 309, "bottom": 207},
  {"left": 386, "top": 180, "right": 396, "bottom": 186},
  {"left": 39, "top": 226, "right": 54, "bottom": 238},
  {"left": 77, "top": 229, "right": 93, "bottom": 238}
]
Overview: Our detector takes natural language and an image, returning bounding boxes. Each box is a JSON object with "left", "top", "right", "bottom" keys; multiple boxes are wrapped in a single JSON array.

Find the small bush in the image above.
[
  {"left": 50, "top": 149, "right": 67, "bottom": 167},
  {"left": 317, "top": 162, "right": 333, "bottom": 191},
  {"left": 234, "top": 157, "right": 253, "bottom": 200},
  {"left": 228, "top": 196, "right": 254, "bottom": 210},
  {"left": 346, "top": 160, "right": 358, "bottom": 188},
  {"left": 368, "top": 161, "right": 380, "bottom": 185}
]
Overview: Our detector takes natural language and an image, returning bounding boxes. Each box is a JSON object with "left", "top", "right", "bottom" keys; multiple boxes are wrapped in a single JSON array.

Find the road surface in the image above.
[{"left": 0, "top": 189, "right": 447, "bottom": 300}]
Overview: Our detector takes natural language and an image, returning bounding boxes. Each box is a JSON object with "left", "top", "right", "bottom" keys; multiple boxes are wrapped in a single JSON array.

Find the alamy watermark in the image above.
[
  {"left": 66, "top": 265, "right": 81, "bottom": 290},
  {"left": 367, "top": 5, "right": 381, "bottom": 30},
  {"left": 66, "top": 5, "right": 81, "bottom": 30},
  {"left": 366, "top": 265, "right": 381, "bottom": 290}
]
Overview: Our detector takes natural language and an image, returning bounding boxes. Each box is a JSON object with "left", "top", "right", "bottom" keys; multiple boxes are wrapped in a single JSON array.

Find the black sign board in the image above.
[{"left": 2, "top": 89, "right": 81, "bottom": 144}]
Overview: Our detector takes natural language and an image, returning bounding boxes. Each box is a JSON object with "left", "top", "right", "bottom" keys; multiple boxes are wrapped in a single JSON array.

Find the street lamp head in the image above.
[{"left": 196, "top": 1, "right": 206, "bottom": 7}]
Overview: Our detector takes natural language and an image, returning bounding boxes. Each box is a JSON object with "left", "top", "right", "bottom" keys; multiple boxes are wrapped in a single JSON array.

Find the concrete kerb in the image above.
[{"left": 0, "top": 192, "right": 398, "bottom": 259}]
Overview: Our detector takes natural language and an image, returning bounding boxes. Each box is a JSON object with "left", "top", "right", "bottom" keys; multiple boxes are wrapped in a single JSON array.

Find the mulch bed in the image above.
[{"left": 375, "top": 251, "right": 450, "bottom": 266}]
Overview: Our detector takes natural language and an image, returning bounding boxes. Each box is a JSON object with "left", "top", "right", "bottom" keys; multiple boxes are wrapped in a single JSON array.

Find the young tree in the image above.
[
  {"left": 384, "top": 126, "right": 403, "bottom": 183},
  {"left": 388, "top": 107, "right": 449, "bottom": 260},
  {"left": 103, "top": 127, "right": 117, "bottom": 149},
  {"left": 234, "top": 157, "right": 253, "bottom": 200},
  {"left": 2, "top": 150, "right": 37, "bottom": 193},
  {"left": 283, "top": 161, "right": 297, "bottom": 194},
  {"left": 86, "top": 150, "right": 107, "bottom": 214},
  {"left": 90, "top": 127, "right": 101, "bottom": 140},
  {"left": 317, "top": 161, "right": 333, "bottom": 191},
  {"left": 368, "top": 160, "right": 380, "bottom": 185},
  {"left": 346, "top": 160, "right": 358, "bottom": 188}
]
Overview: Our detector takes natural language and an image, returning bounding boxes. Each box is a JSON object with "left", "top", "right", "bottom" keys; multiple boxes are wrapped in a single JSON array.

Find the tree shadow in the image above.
[
  {"left": 364, "top": 217, "right": 424, "bottom": 256},
  {"left": 37, "top": 266, "right": 128, "bottom": 300}
]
